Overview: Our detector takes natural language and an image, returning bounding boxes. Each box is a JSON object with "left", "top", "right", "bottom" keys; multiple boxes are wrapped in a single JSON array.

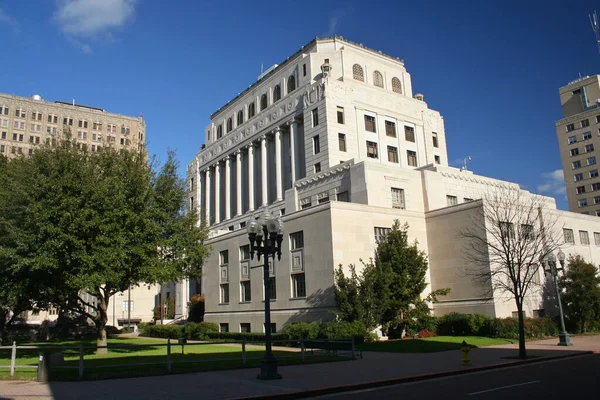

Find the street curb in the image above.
[{"left": 231, "top": 351, "right": 594, "bottom": 400}]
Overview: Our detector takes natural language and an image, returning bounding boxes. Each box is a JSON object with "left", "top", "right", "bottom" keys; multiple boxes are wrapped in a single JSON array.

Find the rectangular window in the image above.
[
  {"left": 591, "top": 170, "right": 599, "bottom": 178},
  {"left": 579, "top": 199, "right": 588, "bottom": 207},
  {"left": 432, "top": 132, "right": 439, "bottom": 147},
  {"left": 563, "top": 228, "right": 575, "bottom": 244},
  {"left": 593, "top": 183, "right": 600, "bottom": 191},
  {"left": 366, "top": 141, "right": 378, "bottom": 158},
  {"left": 385, "top": 120, "right": 396, "bottom": 137},
  {"left": 500, "top": 222, "right": 515, "bottom": 240},
  {"left": 337, "top": 107, "right": 344, "bottom": 124},
  {"left": 220, "top": 323, "right": 229, "bottom": 332},
  {"left": 589, "top": 156, "right": 597, "bottom": 165},
  {"left": 597, "top": 115, "right": 600, "bottom": 124},
  {"left": 391, "top": 187, "right": 405, "bottom": 209},
  {"left": 240, "top": 280, "right": 251, "bottom": 302},
  {"left": 387, "top": 146, "right": 399, "bottom": 163},
  {"left": 220, "top": 250, "right": 229, "bottom": 265},
  {"left": 407, "top": 150, "right": 417, "bottom": 167},
  {"left": 580, "top": 230, "right": 590, "bottom": 245},
  {"left": 220, "top": 284, "right": 229, "bottom": 304},
  {"left": 122, "top": 301, "right": 134, "bottom": 312},
  {"left": 568, "top": 135, "right": 577, "bottom": 144},
  {"left": 1, "top": 132, "right": 5, "bottom": 139},
  {"left": 594, "top": 232, "right": 600, "bottom": 246},
  {"left": 567, "top": 123, "right": 575, "bottom": 132},
  {"left": 312, "top": 108, "right": 319, "bottom": 127},
  {"left": 374, "top": 227, "right": 391, "bottom": 243},
  {"left": 434, "top": 155, "right": 441, "bottom": 164},
  {"left": 338, "top": 133, "right": 346, "bottom": 152},
  {"left": 447, "top": 195, "right": 458, "bottom": 206},
  {"left": 586, "top": 144, "right": 595, "bottom": 152},
  {"left": 576, "top": 186, "right": 586, "bottom": 194},
  {"left": 303, "top": 63, "right": 307, "bottom": 77},
  {"left": 573, "top": 160, "right": 582, "bottom": 169},
  {"left": 290, "top": 231, "right": 304, "bottom": 249},
  {"left": 240, "top": 323, "right": 251, "bottom": 333},
  {"left": 292, "top": 273, "right": 306, "bottom": 298},
  {"left": 582, "top": 119, "right": 590, "bottom": 128},
  {"left": 595, "top": 196, "right": 600, "bottom": 204},
  {"left": 240, "top": 245, "right": 250, "bottom": 261},
  {"left": 364, "top": 115, "right": 376, "bottom": 132},
  {"left": 404, "top": 126, "right": 415, "bottom": 142},
  {"left": 0, "top": 145, "right": 4, "bottom": 153},
  {"left": 571, "top": 148, "right": 580, "bottom": 156},
  {"left": 584, "top": 131, "right": 592, "bottom": 140},
  {"left": 575, "top": 173, "right": 584, "bottom": 181},
  {"left": 520, "top": 224, "right": 534, "bottom": 241},
  {"left": 313, "top": 135, "right": 320, "bottom": 154},
  {"left": 336, "top": 191, "right": 349, "bottom": 202},
  {"left": 318, "top": 195, "right": 329, "bottom": 204},
  {"left": 314, "top": 162, "right": 321, "bottom": 173}
]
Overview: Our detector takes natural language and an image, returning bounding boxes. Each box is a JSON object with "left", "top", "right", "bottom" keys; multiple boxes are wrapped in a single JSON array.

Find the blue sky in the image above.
[{"left": 2, "top": 0, "right": 600, "bottom": 210}]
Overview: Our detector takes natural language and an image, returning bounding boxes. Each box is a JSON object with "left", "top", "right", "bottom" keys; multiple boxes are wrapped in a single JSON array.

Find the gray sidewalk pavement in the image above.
[{"left": 1, "top": 335, "right": 598, "bottom": 400}]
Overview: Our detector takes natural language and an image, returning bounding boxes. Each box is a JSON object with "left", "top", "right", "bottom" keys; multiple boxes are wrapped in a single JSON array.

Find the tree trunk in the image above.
[
  {"left": 95, "top": 295, "right": 109, "bottom": 355},
  {"left": 517, "top": 302, "right": 527, "bottom": 359},
  {"left": 0, "top": 309, "right": 8, "bottom": 345}
]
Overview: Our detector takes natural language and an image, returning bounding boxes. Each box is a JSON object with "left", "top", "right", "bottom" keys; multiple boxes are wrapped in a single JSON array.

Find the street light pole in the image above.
[
  {"left": 542, "top": 250, "right": 572, "bottom": 346},
  {"left": 127, "top": 286, "right": 131, "bottom": 331},
  {"left": 247, "top": 209, "right": 284, "bottom": 380}
]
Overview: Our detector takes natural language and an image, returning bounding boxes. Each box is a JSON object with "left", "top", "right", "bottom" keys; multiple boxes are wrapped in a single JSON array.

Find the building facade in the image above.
[
  {"left": 188, "top": 37, "right": 600, "bottom": 333},
  {"left": 556, "top": 75, "right": 600, "bottom": 214},
  {"left": 0, "top": 92, "right": 146, "bottom": 157}
]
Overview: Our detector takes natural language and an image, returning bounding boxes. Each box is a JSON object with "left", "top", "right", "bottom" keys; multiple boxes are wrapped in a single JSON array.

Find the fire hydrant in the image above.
[{"left": 461, "top": 340, "right": 470, "bottom": 366}]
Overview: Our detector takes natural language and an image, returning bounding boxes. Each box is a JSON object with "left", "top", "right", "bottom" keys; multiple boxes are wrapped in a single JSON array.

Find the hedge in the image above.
[
  {"left": 416, "top": 313, "right": 558, "bottom": 339},
  {"left": 140, "top": 322, "right": 219, "bottom": 340}
]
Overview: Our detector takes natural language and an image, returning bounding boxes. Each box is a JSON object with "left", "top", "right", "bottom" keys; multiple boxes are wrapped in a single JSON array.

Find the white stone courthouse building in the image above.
[{"left": 187, "top": 36, "right": 600, "bottom": 333}]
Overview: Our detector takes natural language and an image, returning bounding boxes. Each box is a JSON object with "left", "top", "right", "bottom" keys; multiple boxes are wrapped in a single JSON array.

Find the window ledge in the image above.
[
  {"left": 239, "top": 301, "right": 251, "bottom": 304},
  {"left": 218, "top": 303, "right": 230, "bottom": 306},
  {"left": 289, "top": 297, "right": 307, "bottom": 301}
]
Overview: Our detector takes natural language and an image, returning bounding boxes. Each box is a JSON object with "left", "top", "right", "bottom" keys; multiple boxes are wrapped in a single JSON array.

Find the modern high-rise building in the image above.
[
  {"left": 556, "top": 75, "right": 600, "bottom": 214},
  {"left": 187, "top": 36, "right": 600, "bottom": 333},
  {"left": 0, "top": 92, "right": 146, "bottom": 157}
]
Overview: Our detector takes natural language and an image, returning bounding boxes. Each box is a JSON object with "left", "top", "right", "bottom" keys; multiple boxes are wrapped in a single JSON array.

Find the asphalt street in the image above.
[{"left": 308, "top": 354, "right": 599, "bottom": 399}]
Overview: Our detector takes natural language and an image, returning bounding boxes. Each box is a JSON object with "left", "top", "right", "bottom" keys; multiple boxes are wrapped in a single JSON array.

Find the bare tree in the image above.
[{"left": 461, "top": 186, "right": 560, "bottom": 359}]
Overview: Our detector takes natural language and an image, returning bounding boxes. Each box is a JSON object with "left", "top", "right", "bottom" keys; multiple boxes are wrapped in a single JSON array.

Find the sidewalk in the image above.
[{"left": 1, "top": 335, "right": 598, "bottom": 400}]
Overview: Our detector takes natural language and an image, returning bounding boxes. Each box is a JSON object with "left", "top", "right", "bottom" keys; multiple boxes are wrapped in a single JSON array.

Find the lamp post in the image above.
[
  {"left": 247, "top": 208, "right": 284, "bottom": 380},
  {"left": 541, "top": 250, "right": 572, "bottom": 346}
]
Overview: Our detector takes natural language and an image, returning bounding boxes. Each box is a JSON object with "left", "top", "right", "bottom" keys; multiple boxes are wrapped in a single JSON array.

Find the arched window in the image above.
[
  {"left": 227, "top": 117, "right": 233, "bottom": 132},
  {"left": 392, "top": 77, "right": 402, "bottom": 94},
  {"left": 373, "top": 71, "right": 383, "bottom": 88},
  {"left": 352, "top": 64, "right": 364, "bottom": 81},
  {"left": 273, "top": 85, "right": 281, "bottom": 102},
  {"left": 248, "top": 102, "right": 256, "bottom": 118},
  {"left": 217, "top": 124, "right": 223, "bottom": 139},
  {"left": 287, "top": 75, "right": 296, "bottom": 93},
  {"left": 237, "top": 110, "right": 244, "bottom": 126},
  {"left": 260, "top": 94, "right": 268, "bottom": 111}
]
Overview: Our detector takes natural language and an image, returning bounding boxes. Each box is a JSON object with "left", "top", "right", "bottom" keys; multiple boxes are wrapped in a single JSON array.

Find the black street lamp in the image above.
[
  {"left": 541, "top": 250, "right": 572, "bottom": 346},
  {"left": 247, "top": 209, "right": 284, "bottom": 380}
]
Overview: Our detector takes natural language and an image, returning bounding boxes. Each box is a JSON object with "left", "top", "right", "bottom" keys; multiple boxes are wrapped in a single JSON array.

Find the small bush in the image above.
[
  {"left": 140, "top": 324, "right": 184, "bottom": 339},
  {"left": 105, "top": 326, "right": 121, "bottom": 336},
  {"left": 183, "top": 322, "right": 219, "bottom": 340},
  {"left": 282, "top": 322, "right": 320, "bottom": 340},
  {"left": 416, "top": 329, "right": 435, "bottom": 338},
  {"left": 206, "top": 332, "right": 288, "bottom": 342}
]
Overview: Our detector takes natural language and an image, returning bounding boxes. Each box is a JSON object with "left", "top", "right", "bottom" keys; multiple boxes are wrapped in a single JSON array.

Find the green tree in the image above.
[
  {"left": 335, "top": 221, "right": 448, "bottom": 335},
  {"left": 0, "top": 141, "right": 210, "bottom": 352},
  {"left": 559, "top": 255, "right": 600, "bottom": 333}
]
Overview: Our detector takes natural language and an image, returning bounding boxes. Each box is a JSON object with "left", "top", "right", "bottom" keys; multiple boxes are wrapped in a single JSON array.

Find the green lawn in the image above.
[
  {"left": 0, "top": 337, "right": 349, "bottom": 381},
  {"left": 360, "top": 336, "right": 515, "bottom": 353}
]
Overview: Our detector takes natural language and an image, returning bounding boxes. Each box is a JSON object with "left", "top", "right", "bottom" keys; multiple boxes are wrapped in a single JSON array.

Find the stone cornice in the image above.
[{"left": 294, "top": 159, "right": 354, "bottom": 188}]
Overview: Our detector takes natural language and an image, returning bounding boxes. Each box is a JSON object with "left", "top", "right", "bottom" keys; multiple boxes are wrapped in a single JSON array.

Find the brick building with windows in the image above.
[{"left": 188, "top": 36, "right": 600, "bottom": 333}]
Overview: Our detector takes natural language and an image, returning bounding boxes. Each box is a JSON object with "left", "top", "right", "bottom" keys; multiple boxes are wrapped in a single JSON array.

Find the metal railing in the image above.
[{"left": 0, "top": 338, "right": 358, "bottom": 381}]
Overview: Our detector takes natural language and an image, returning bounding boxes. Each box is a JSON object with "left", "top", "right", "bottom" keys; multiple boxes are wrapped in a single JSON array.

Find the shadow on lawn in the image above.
[{"left": 359, "top": 338, "right": 516, "bottom": 353}]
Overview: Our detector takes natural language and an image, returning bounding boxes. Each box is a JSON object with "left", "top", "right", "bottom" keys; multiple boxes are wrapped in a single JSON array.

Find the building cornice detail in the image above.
[{"left": 294, "top": 159, "right": 354, "bottom": 188}]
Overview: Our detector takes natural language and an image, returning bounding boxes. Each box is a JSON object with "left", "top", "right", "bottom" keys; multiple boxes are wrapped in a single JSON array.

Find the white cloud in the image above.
[
  {"left": 536, "top": 169, "right": 566, "bottom": 195},
  {"left": 53, "top": 0, "right": 136, "bottom": 50},
  {"left": 0, "top": 8, "right": 20, "bottom": 32}
]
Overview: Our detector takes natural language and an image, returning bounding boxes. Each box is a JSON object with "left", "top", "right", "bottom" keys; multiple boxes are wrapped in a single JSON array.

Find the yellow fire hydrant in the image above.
[{"left": 461, "top": 340, "right": 470, "bottom": 366}]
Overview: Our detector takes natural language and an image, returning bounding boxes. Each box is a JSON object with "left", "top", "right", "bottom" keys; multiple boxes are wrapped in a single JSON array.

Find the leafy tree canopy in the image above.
[{"left": 559, "top": 255, "right": 600, "bottom": 333}]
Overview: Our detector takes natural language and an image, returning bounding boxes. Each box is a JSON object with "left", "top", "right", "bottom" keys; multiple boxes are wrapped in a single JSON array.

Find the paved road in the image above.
[{"left": 308, "top": 354, "right": 600, "bottom": 399}]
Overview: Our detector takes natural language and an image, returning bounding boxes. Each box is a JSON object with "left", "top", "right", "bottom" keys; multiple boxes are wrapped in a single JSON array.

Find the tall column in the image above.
[
  {"left": 260, "top": 135, "right": 268, "bottom": 206},
  {"left": 204, "top": 168, "right": 211, "bottom": 225},
  {"left": 225, "top": 157, "right": 231, "bottom": 220},
  {"left": 247, "top": 143, "right": 255, "bottom": 212},
  {"left": 274, "top": 127, "right": 282, "bottom": 201},
  {"left": 287, "top": 119, "right": 297, "bottom": 184},
  {"left": 235, "top": 150, "right": 242, "bottom": 216},
  {"left": 214, "top": 162, "right": 221, "bottom": 224}
]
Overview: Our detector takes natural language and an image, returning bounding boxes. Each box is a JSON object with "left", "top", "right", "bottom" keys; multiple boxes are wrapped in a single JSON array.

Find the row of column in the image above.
[{"left": 201, "top": 119, "right": 300, "bottom": 225}]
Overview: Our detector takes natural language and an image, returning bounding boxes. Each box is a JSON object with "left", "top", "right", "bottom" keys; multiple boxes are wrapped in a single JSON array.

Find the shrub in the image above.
[
  {"left": 188, "top": 294, "right": 205, "bottom": 323},
  {"left": 105, "top": 325, "right": 121, "bottom": 336},
  {"left": 317, "top": 321, "right": 375, "bottom": 344},
  {"left": 437, "top": 313, "right": 472, "bottom": 336},
  {"left": 282, "top": 322, "right": 320, "bottom": 340},
  {"left": 183, "top": 322, "right": 219, "bottom": 340},
  {"left": 416, "top": 329, "right": 435, "bottom": 338},
  {"left": 140, "top": 324, "right": 184, "bottom": 339},
  {"left": 206, "top": 332, "right": 288, "bottom": 342}
]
